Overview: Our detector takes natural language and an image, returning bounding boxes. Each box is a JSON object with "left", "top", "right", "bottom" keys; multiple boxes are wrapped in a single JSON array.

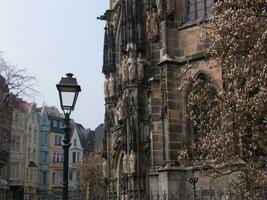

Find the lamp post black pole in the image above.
[
  {"left": 188, "top": 166, "right": 198, "bottom": 200},
  {"left": 62, "top": 113, "right": 71, "bottom": 200}
]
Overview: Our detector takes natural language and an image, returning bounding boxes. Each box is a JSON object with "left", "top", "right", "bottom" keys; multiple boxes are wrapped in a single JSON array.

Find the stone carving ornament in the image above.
[
  {"left": 146, "top": 8, "right": 152, "bottom": 39},
  {"left": 166, "top": 0, "right": 175, "bottom": 16},
  {"left": 156, "top": 0, "right": 164, "bottom": 16},
  {"left": 137, "top": 53, "right": 145, "bottom": 80},
  {"left": 146, "top": 6, "right": 159, "bottom": 40},
  {"left": 109, "top": 74, "right": 115, "bottom": 97},
  {"left": 122, "top": 151, "right": 128, "bottom": 174},
  {"left": 102, "top": 158, "right": 107, "bottom": 178},
  {"left": 127, "top": 49, "right": 137, "bottom": 81},
  {"left": 104, "top": 77, "right": 109, "bottom": 97},
  {"left": 115, "top": 98, "right": 124, "bottom": 125},
  {"left": 129, "top": 150, "right": 136, "bottom": 174},
  {"left": 121, "top": 54, "right": 128, "bottom": 82}
]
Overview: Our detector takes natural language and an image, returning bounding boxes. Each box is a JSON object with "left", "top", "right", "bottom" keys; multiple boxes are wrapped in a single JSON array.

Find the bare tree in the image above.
[
  {"left": 79, "top": 151, "right": 106, "bottom": 200},
  {"left": 0, "top": 55, "right": 36, "bottom": 112},
  {"left": 178, "top": 0, "right": 267, "bottom": 199}
]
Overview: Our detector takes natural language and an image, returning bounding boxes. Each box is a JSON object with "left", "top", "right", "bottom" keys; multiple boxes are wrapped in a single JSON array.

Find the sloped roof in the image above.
[
  {"left": 28, "top": 161, "right": 37, "bottom": 168},
  {"left": 21, "top": 102, "right": 32, "bottom": 113},
  {"left": 75, "top": 123, "right": 85, "bottom": 144}
]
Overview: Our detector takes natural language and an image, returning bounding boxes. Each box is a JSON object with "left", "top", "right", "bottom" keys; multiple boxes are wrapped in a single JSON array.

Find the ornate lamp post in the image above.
[
  {"left": 56, "top": 73, "right": 81, "bottom": 200},
  {"left": 188, "top": 166, "right": 199, "bottom": 200}
]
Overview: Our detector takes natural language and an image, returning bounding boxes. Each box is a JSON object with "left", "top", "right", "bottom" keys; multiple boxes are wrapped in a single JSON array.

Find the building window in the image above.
[
  {"left": 187, "top": 73, "right": 218, "bottom": 143},
  {"left": 43, "top": 171, "right": 47, "bottom": 184},
  {"left": 187, "top": 0, "right": 214, "bottom": 21},
  {"left": 61, "top": 153, "right": 64, "bottom": 163},
  {"left": 10, "top": 164, "right": 19, "bottom": 179},
  {"left": 42, "top": 151, "right": 48, "bottom": 164},
  {"left": 52, "top": 172, "right": 62, "bottom": 184},
  {"left": 53, "top": 120, "right": 58, "bottom": 127},
  {"left": 72, "top": 152, "right": 76, "bottom": 163},
  {"left": 34, "top": 129, "right": 37, "bottom": 144},
  {"left": 28, "top": 127, "right": 32, "bottom": 141},
  {"left": 55, "top": 153, "right": 60, "bottom": 163},
  {"left": 77, "top": 152, "right": 80, "bottom": 162},
  {"left": 15, "top": 141, "right": 20, "bottom": 152},
  {"left": 28, "top": 147, "right": 31, "bottom": 160},
  {"left": 74, "top": 139, "right": 77, "bottom": 146},
  {"left": 55, "top": 135, "right": 62, "bottom": 145},
  {"left": 69, "top": 171, "right": 73, "bottom": 180},
  {"left": 44, "top": 134, "right": 48, "bottom": 145},
  {"left": 52, "top": 172, "right": 55, "bottom": 183},
  {"left": 33, "top": 149, "right": 36, "bottom": 161}
]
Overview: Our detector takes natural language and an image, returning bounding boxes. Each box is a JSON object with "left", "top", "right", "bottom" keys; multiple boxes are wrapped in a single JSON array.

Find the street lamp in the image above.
[
  {"left": 56, "top": 73, "right": 81, "bottom": 200},
  {"left": 188, "top": 166, "right": 198, "bottom": 200}
]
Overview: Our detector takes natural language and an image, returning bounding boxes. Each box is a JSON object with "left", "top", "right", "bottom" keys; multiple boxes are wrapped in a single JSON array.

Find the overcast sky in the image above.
[{"left": 0, "top": 0, "right": 108, "bottom": 129}]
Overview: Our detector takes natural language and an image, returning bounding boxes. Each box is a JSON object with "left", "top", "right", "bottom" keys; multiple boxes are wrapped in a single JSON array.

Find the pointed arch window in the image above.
[
  {"left": 187, "top": 0, "right": 214, "bottom": 21},
  {"left": 187, "top": 73, "right": 219, "bottom": 143}
]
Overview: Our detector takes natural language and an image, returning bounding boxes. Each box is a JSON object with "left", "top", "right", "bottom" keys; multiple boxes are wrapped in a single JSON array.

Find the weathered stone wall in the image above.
[{"left": 102, "top": 0, "right": 226, "bottom": 197}]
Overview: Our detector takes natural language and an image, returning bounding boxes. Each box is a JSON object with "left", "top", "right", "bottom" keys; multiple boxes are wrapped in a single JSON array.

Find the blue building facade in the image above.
[{"left": 37, "top": 106, "right": 50, "bottom": 194}]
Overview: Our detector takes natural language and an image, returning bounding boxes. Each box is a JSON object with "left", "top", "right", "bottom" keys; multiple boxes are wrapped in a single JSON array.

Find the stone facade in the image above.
[
  {"left": 37, "top": 105, "right": 51, "bottom": 196},
  {"left": 8, "top": 98, "right": 27, "bottom": 200},
  {"left": 0, "top": 75, "right": 12, "bottom": 200},
  {"left": 69, "top": 122, "right": 83, "bottom": 192},
  {"left": 23, "top": 103, "right": 39, "bottom": 200},
  {"left": 101, "top": 0, "right": 228, "bottom": 198}
]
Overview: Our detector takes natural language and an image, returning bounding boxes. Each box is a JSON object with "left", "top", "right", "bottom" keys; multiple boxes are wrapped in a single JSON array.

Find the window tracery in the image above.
[{"left": 187, "top": 0, "right": 214, "bottom": 21}]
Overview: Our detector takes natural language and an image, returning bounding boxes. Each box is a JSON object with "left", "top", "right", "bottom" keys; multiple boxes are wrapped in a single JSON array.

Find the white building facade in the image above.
[{"left": 69, "top": 122, "right": 83, "bottom": 193}]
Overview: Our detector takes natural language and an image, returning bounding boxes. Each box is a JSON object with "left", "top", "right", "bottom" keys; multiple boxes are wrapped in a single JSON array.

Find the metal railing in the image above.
[
  {"left": 91, "top": 187, "right": 267, "bottom": 200},
  {"left": 38, "top": 190, "right": 82, "bottom": 200}
]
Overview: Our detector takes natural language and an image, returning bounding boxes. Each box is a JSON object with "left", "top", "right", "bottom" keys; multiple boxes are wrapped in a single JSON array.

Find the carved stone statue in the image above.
[
  {"left": 122, "top": 152, "right": 128, "bottom": 174},
  {"left": 108, "top": 74, "right": 115, "bottom": 97},
  {"left": 102, "top": 158, "right": 107, "bottom": 178},
  {"left": 104, "top": 78, "right": 109, "bottom": 97},
  {"left": 156, "top": 0, "right": 164, "bottom": 16},
  {"left": 151, "top": 8, "right": 159, "bottom": 39},
  {"left": 148, "top": 93, "right": 152, "bottom": 115},
  {"left": 129, "top": 150, "right": 136, "bottom": 174},
  {"left": 146, "top": 7, "right": 159, "bottom": 40},
  {"left": 127, "top": 50, "right": 136, "bottom": 81},
  {"left": 115, "top": 98, "right": 124, "bottom": 125},
  {"left": 166, "top": 0, "right": 175, "bottom": 16},
  {"left": 137, "top": 53, "right": 145, "bottom": 80},
  {"left": 146, "top": 9, "right": 152, "bottom": 39},
  {"left": 121, "top": 54, "right": 128, "bottom": 82}
]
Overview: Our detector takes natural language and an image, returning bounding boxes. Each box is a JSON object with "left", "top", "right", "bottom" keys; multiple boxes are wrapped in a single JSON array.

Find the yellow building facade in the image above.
[
  {"left": 23, "top": 103, "right": 39, "bottom": 200},
  {"left": 47, "top": 113, "right": 64, "bottom": 193}
]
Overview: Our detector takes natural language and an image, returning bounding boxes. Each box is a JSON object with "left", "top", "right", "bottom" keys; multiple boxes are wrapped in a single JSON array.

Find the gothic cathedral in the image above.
[{"left": 101, "top": 0, "right": 221, "bottom": 198}]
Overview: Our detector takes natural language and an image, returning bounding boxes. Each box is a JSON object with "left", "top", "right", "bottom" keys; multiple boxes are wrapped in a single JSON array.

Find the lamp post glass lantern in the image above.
[
  {"left": 56, "top": 73, "right": 81, "bottom": 200},
  {"left": 56, "top": 73, "right": 81, "bottom": 114}
]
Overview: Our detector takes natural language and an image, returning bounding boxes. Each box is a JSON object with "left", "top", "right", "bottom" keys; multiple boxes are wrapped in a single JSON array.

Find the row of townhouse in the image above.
[
  {"left": 0, "top": 75, "right": 12, "bottom": 200},
  {"left": 7, "top": 99, "right": 85, "bottom": 200}
]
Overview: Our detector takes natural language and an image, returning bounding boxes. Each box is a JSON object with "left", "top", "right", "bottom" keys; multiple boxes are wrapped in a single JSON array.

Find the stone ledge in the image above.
[{"left": 158, "top": 51, "right": 207, "bottom": 67}]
